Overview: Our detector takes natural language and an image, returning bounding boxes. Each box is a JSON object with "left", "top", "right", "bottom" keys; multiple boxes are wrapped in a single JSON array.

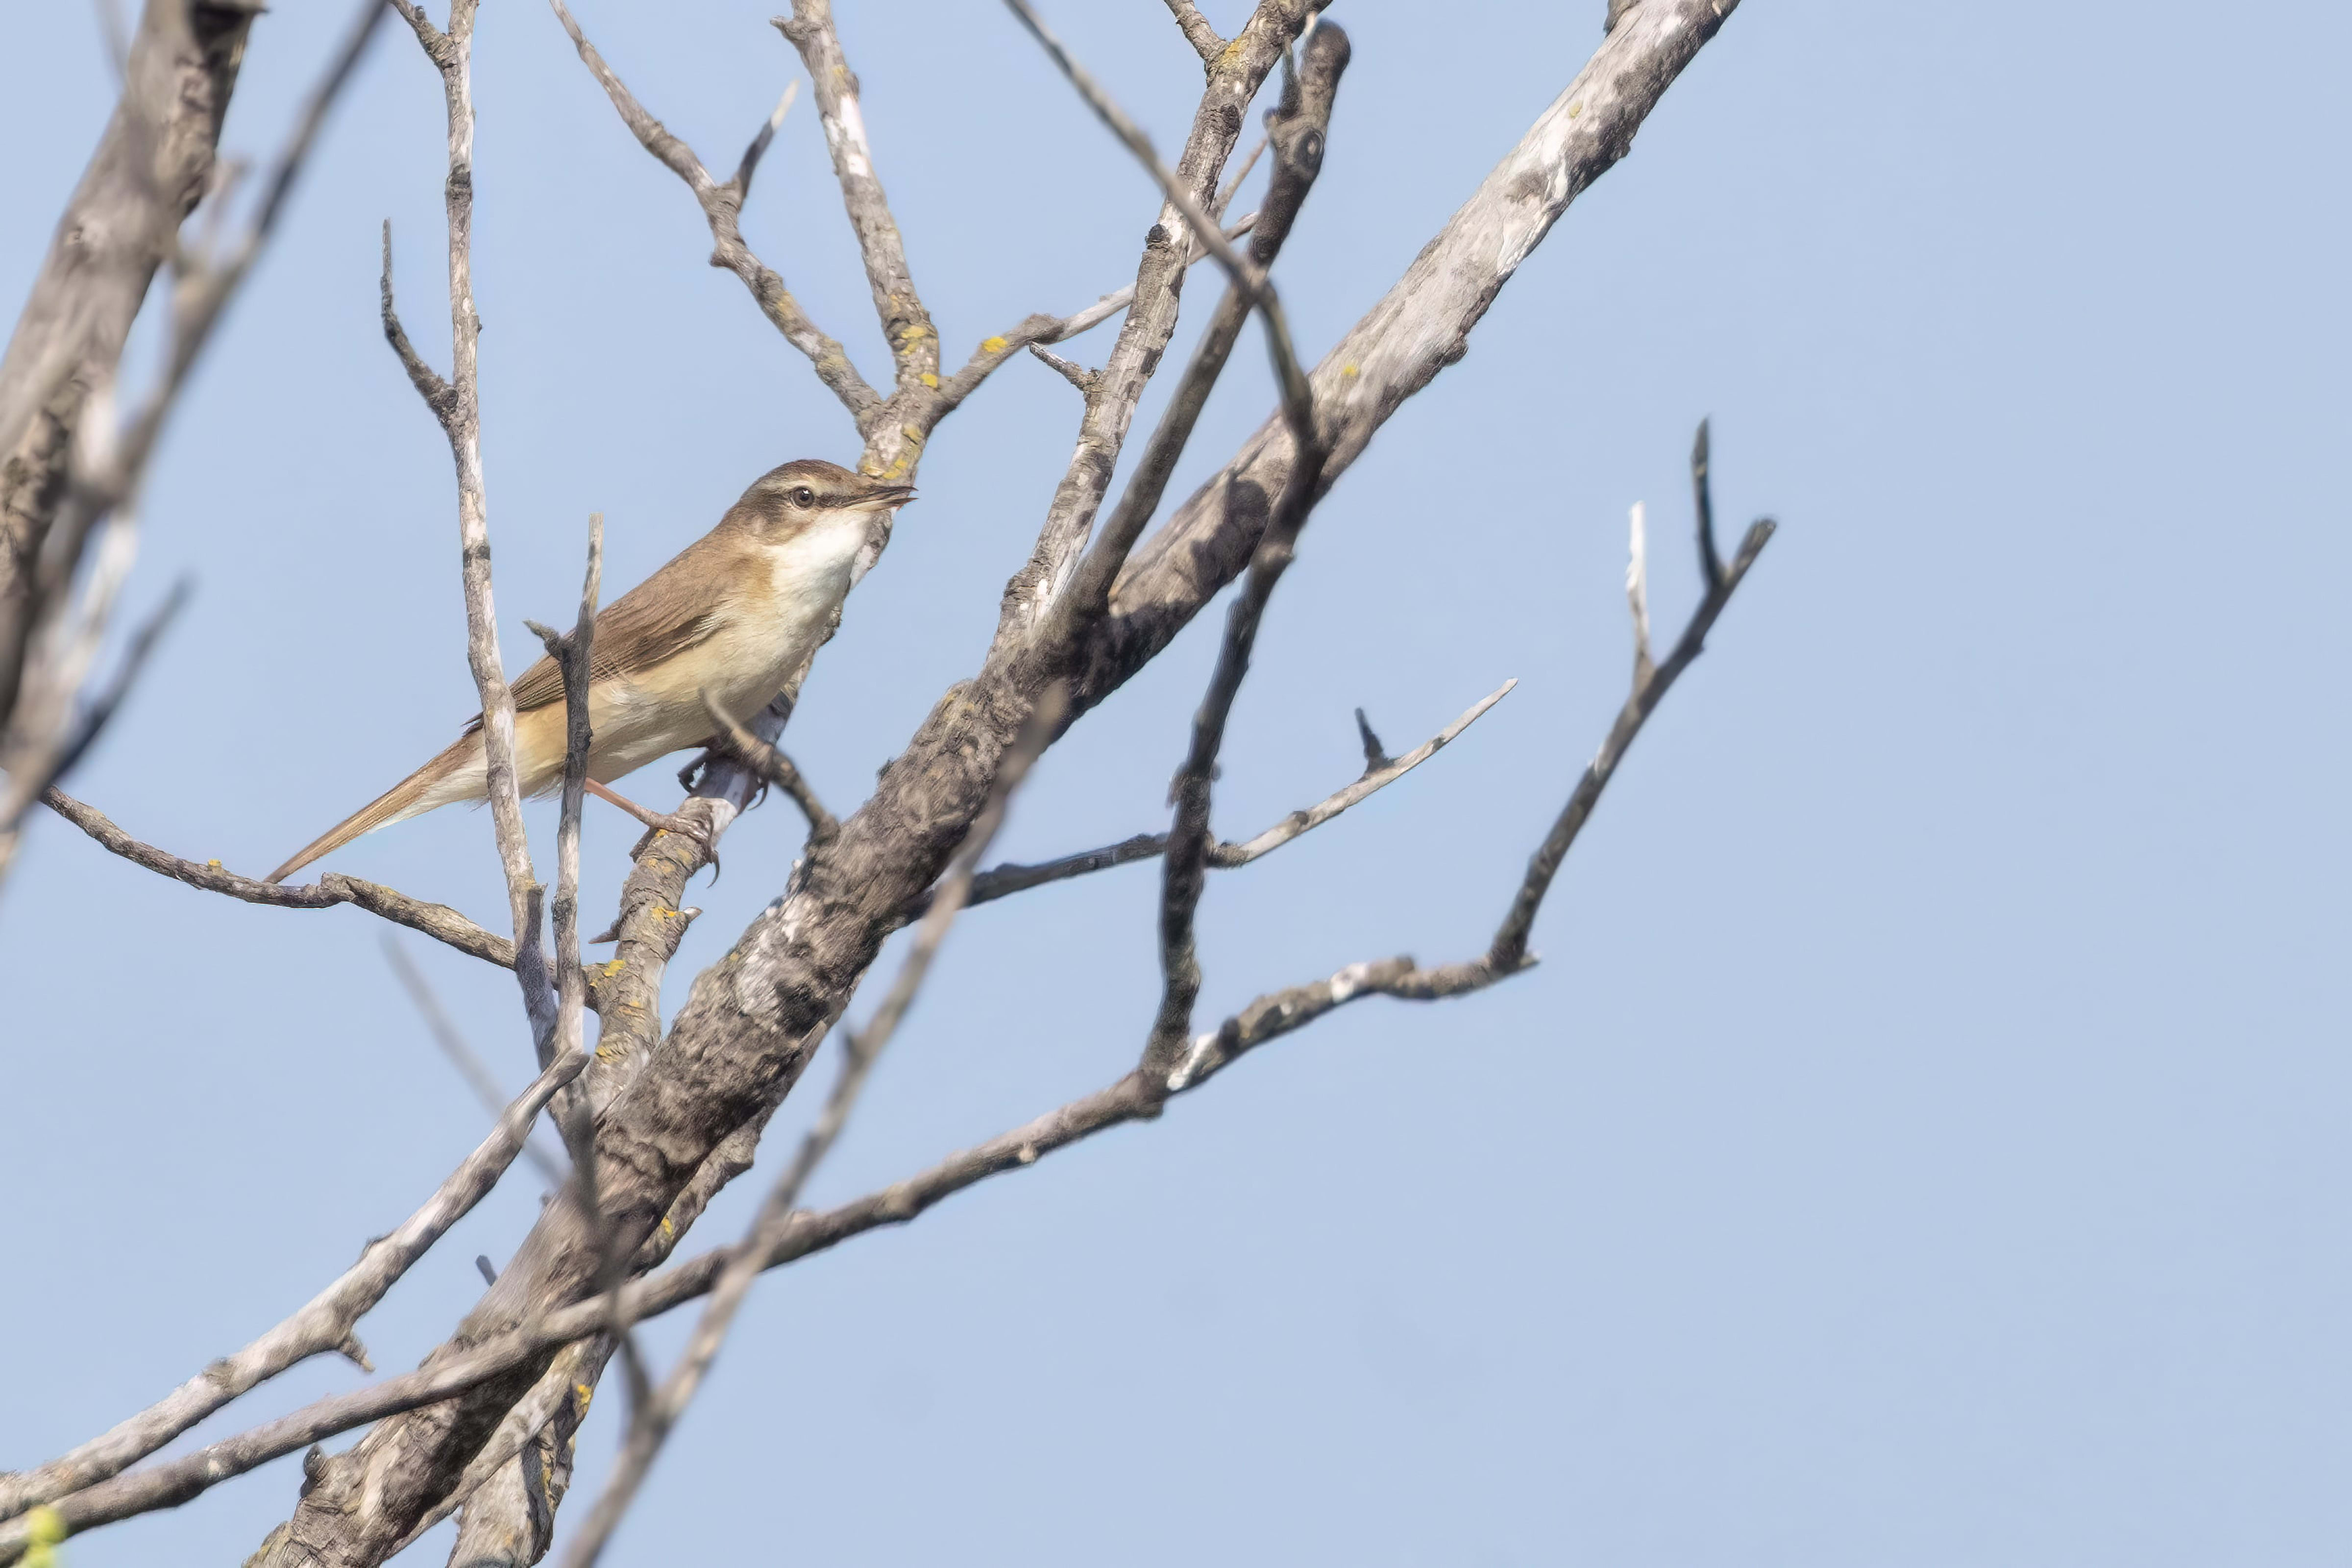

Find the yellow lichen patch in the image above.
[
  {"left": 207, "top": 858, "right": 222, "bottom": 869},
  {"left": 24, "top": 1505, "right": 67, "bottom": 1568},
  {"left": 575, "top": 1381, "right": 595, "bottom": 1415},
  {"left": 600, "top": 958, "right": 626, "bottom": 977},
  {"left": 660, "top": 1215, "right": 676, "bottom": 1238},
  {"left": 1568, "top": 100, "right": 1584, "bottom": 119},
  {"left": 980, "top": 335, "right": 1008, "bottom": 355},
  {"left": 1341, "top": 364, "right": 1360, "bottom": 378},
  {"left": 920, "top": 372, "right": 939, "bottom": 389}
]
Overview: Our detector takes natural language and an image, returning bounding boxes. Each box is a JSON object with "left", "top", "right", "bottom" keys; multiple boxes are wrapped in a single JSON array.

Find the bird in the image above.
[{"left": 265, "top": 459, "right": 912, "bottom": 884}]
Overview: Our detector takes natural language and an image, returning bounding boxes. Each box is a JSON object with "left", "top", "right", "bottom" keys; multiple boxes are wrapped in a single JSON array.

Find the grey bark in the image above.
[
  {"left": 0, "top": 0, "right": 254, "bottom": 731},
  {"left": 237, "top": 6, "right": 1734, "bottom": 1566}
]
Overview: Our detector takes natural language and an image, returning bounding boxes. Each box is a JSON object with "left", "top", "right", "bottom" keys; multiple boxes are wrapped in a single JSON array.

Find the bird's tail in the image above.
[{"left": 266, "top": 733, "right": 485, "bottom": 884}]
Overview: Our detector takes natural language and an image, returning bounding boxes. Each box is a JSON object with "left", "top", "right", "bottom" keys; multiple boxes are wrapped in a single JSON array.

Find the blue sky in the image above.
[{"left": 3, "top": 2, "right": 2347, "bottom": 1564}]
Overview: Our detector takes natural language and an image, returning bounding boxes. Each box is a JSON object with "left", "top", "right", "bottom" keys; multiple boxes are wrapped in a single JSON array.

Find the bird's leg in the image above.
[{"left": 584, "top": 779, "right": 722, "bottom": 879}]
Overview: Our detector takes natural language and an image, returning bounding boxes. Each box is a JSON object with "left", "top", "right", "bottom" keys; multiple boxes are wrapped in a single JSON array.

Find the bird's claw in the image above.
[{"left": 629, "top": 808, "right": 722, "bottom": 882}]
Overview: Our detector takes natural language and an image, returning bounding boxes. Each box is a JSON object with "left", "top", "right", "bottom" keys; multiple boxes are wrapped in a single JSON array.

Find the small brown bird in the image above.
[{"left": 266, "top": 459, "right": 912, "bottom": 884}]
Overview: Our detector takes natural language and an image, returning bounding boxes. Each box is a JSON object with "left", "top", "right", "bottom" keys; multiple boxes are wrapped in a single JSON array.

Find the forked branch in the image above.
[
  {"left": 383, "top": 0, "right": 558, "bottom": 1058},
  {"left": 951, "top": 676, "right": 1511, "bottom": 912},
  {"left": 0, "top": 436, "right": 1768, "bottom": 1554},
  {"left": 547, "top": 0, "right": 879, "bottom": 423}
]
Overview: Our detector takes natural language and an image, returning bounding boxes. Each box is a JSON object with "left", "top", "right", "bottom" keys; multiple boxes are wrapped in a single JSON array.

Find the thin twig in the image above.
[
  {"left": 1380, "top": 428, "right": 1777, "bottom": 996},
  {"left": 524, "top": 514, "right": 657, "bottom": 1426},
  {"left": 199, "top": 10, "right": 1747, "bottom": 1559},
  {"left": 731, "top": 80, "right": 797, "bottom": 198},
  {"left": 381, "top": 936, "right": 570, "bottom": 1187},
  {"left": 950, "top": 677, "right": 1511, "bottom": 912},
  {"left": 547, "top": 0, "right": 878, "bottom": 422},
  {"left": 1692, "top": 416, "right": 1723, "bottom": 590},
  {"left": 1627, "top": 500, "right": 1654, "bottom": 685},
  {"left": 775, "top": 0, "right": 937, "bottom": 404},
  {"left": 1162, "top": 0, "right": 1224, "bottom": 61},
  {"left": 700, "top": 690, "right": 834, "bottom": 842},
  {"left": 388, "top": 0, "right": 560, "bottom": 1062},
  {"left": 0, "top": 1050, "right": 586, "bottom": 1526},
  {"left": 937, "top": 212, "right": 1259, "bottom": 413},
  {"left": 524, "top": 511, "right": 603, "bottom": 1074},
  {"left": 1045, "top": 22, "right": 1347, "bottom": 641},
  {"left": 41, "top": 575, "right": 188, "bottom": 788},
  {"left": 0, "top": 0, "right": 388, "bottom": 887},
  {"left": 557, "top": 685, "right": 1069, "bottom": 1568},
  {"left": 1001, "top": 0, "right": 1315, "bottom": 444},
  {"left": 1048, "top": 213, "right": 1259, "bottom": 344},
  {"left": 1123, "top": 27, "right": 1352, "bottom": 1094},
  {"left": 37, "top": 787, "right": 553, "bottom": 981}
]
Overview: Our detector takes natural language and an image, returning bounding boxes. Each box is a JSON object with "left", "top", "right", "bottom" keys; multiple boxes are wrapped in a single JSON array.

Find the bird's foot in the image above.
[{"left": 584, "top": 780, "right": 723, "bottom": 881}]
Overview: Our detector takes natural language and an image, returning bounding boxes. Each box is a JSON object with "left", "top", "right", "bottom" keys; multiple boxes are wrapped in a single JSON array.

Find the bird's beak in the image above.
[{"left": 863, "top": 484, "right": 916, "bottom": 510}]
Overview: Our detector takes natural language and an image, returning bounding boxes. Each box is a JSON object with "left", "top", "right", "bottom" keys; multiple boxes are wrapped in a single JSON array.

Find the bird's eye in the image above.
[{"left": 790, "top": 486, "right": 817, "bottom": 509}]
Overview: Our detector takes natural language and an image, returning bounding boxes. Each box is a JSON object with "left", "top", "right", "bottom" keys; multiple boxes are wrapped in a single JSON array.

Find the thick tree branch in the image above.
[
  {"left": 22, "top": 435, "right": 1766, "bottom": 1562},
  {"left": 224, "top": 8, "right": 1739, "bottom": 1562},
  {"left": 1045, "top": 21, "right": 1347, "bottom": 641},
  {"left": 990, "top": 0, "right": 1314, "bottom": 649},
  {"left": 0, "top": 1050, "right": 585, "bottom": 1528},
  {"left": 1163, "top": 0, "right": 1224, "bottom": 63},
  {"left": 1076, "top": 0, "right": 1740, "bottom": 716},
  {"left": 0, "top": 0, "right": 256, "bottom": 743},
  {"left": 558, "top": 686, "right": 1067, "bottom": 1568},
  {"left": 0, "top": 0, "right": 384, "bottom": 888}
]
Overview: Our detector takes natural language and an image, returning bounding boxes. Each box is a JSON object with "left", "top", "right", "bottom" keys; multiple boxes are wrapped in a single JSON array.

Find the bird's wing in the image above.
[{"left": 472, "top": 543, "right": 733, "bottom": 727}]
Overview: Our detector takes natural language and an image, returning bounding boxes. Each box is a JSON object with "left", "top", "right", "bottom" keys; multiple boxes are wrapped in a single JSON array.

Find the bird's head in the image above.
[{"left": 735, "top": 459, "right": 915, "bottom": 548}]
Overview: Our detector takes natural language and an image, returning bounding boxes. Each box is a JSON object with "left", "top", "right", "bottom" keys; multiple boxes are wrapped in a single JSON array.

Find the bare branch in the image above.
[
  {"left": 1043, "top": 22, "right": 1347, "bottom": 639},
  {"left": 0, "top": 1050, "right": 585, "bottom": 1527},
  {"left": 1627, "top": 500, "right": 1654, "bottom": 684},
  {"left": 1470, "top": 496, "right": 1772, "bottom": 986},
  {"left": 956, "top": 677, "right": 1512, "bottom": 910},
  {"left": 0, "top": 570, "right": 186, "bottom": 868},
  {"left": 1000, "top": 0, "right": 1315, "bottom": 444},
  {"left": 389, "top": 0, "right": 560, "bottom": 1063},
  {"left": 546, "top": 0, "right": 879, "bottom": 422},
  {"left": 1027, "top": 345, "right": 1097, "bottom": 395},
  {"left": 700, "top": 690, "right": 834, "bottom": 843},
  {"left": 15, "top": 473, "right": 1749, "bottom": 1550},
  {"left": 0, "top": 0, "right": 258, "bottom": 713},
  {"left": 0, "top": 0, "right": 385, "bottom": 889},
  {"left": 1078, "top": 0, "right": 1743, "bottom": 721},
  {"left": 558, "top": 685, "right": 1069, "bottom": 1568},
  {"left": 525, "top": 511, "right": 603, "bottom": 1075},
  {"left": 1163, "top": 0, "right": 1224, "bottom": 62},
  {"left": 382, "top": 936, "right": 569, "bottom": 1187},
  {"left": 989, "top": 2, "right": 1310, "bottom": 647},
  {"left": 221, "top": 10, "right": 1743, "bottom": 1558},
  {"left": 1059, "top": 214, "right": 1258, "bottom": 343},
  {"left": 36, "top": 786, "right": 559, "bottom": 980},
  {"left": 1692, "top": 416, "right": 1723, "bottom": 590},
  {"left": 732, "top": 80, "right": 798, "bottom": 197},
  {"left": 932, "top": 212, "right": 1258, "bottom": 413},
  {"left": 775, "top": 0, "right": 937, "bottom": 407}
]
